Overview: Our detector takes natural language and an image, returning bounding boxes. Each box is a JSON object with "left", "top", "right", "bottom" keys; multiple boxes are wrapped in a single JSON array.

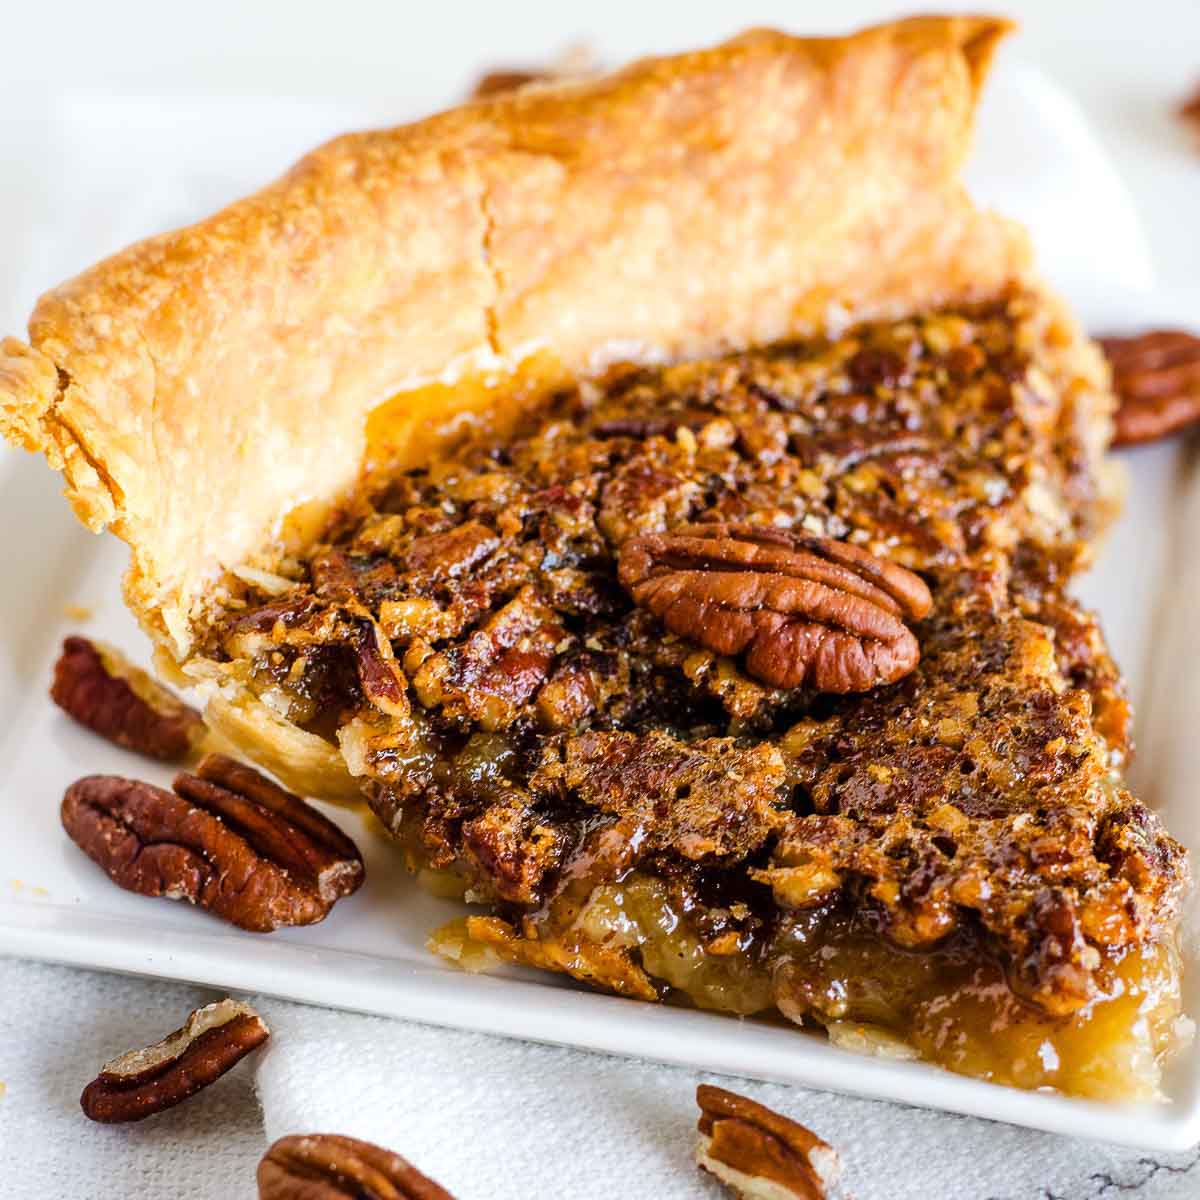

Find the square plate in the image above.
[{"left": 2, "top": 65, "right": 1198, "bottom": 1150}]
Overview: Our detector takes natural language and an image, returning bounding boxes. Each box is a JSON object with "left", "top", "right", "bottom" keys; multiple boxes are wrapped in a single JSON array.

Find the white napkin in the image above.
[
  {"left": 251, "top": 992, "right": 1200, "bottom": 1200},
  {"left": 3, "top": 957, "right": 1199, "bottom": 1199},
  {"left": 0, "top": 957, "right": 263, "bottom": 1197}
]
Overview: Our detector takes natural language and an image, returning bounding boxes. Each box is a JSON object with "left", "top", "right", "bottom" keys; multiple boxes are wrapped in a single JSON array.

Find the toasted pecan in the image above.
[
  {"left": 258, "top": 1133, "right": 455, "bottom": 1199},
  {"left": 696, "top": 1084, "right": 845, "bottom": 1199},
  {"left": 81, "top": 998, "right": 268, "bottom": 1123},
  {"left": 61, "top": 754, "right": 363, "bottom": 931},
  {"left": 1099, "top": 330, "right": 1200, "bottom": 446},
  {"left": 51, "top": 636, "right": 204, "bottom": 761},
  {"left": 619, "top": 524, "right": 932, "bottom": 692}
]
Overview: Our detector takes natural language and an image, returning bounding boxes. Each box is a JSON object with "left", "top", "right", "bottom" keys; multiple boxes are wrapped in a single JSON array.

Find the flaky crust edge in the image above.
[{"left": 1, "top": 15, "right": 1032, "bottom": 665}]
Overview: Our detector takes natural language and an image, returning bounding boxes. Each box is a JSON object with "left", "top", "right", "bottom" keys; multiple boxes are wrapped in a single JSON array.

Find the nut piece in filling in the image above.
[
  {"left": 209, "top": 292, "right": 1189, "bottom": 1100},
  {"left": 696, "top": 1084, "right": 845, "bottom": 1200},
  {"left": 618, "top": 524, "right": 932, "bottom": 691},
  {"left": 80, "top": 997, "right": 268, "bottom": 1123},
  {"left": 61, "top": 754, "right": 364, "bottom": 931}
]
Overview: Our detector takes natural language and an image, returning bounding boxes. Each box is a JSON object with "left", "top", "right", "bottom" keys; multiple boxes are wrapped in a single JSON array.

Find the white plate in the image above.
[{"left": 2, "top": 65, "right": 1198, "bottom": 1151}]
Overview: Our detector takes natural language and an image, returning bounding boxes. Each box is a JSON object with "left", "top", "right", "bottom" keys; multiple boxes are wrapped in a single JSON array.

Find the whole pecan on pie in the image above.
[
  {"left": 50, "top": 635, "right": 205, "bottom": 761},
  {"left": 61, "top": 753, "right": 364, "bottom": 931},
  {"left": 258, "top": 1133, "right": 456, "bottom": 1200},
  {"left": 618, "top": 523, "right": 932, "bottom": 692},
  {"left": 81, "top": 997, "right": 268, "bottom": 1123},
  {"left": 1098, "top": 330, "right": 1200, "bottom": 446},
  {"left": 696, "top": 1084, "right": 846, "bottom": 1199}
]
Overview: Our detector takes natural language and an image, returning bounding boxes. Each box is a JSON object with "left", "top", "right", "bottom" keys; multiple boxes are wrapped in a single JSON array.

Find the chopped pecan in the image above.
[
  {"left": 696, "top": 1085, "right": 845, "bottom": 1200},
  {"left": 80, "top": 998, "right": 268, "bottom": 1123},
  {"left": 404, "top": 520, "right": 499, "bottom": 577},
  {"left": 51, "top": 636, "right": 205, "bottom": 761},
  {"left": 529, "top": 729, "right": 788, "bottom": 862},
  {"left": 258, "top": 1133, "right": 456, "bottom": 1200},
  {"left": 1180, "top": 82, "right": 1200, "bottom": 143},
  {"left": 353, "top": 618, "right": 410, "bottom": 717},
  {"left": 61, "top": 754, "right": 364, "bottom": 931},
  {"left": 471, "top": 69, "right": 546, "bottom": 97},
  {"left": 593, "top": 414, "right": 687, "bottom": 439},
  {"left": 1098, "top": 330, "right": 1200, "bottom": 445},
  {"left": 458, "top": 795, "right": 571, "bottom": 906},
  {"left": 410, "top": 586, "right": 565, "bottom": 731},
  {"left": 618, "top": 524, "right": 932, "bottom": 692},
  {"left": 469, "top": 46, "right": 596, "bottom": 99}
]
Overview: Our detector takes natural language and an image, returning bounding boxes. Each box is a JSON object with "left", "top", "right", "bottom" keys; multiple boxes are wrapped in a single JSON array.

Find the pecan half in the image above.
[
  {"left": 471, "top": 69, "right": 546, "bottom": 97},
  {"left": 1098, "top": 330, "right": 1200, "bottom": 446},
  {"left": 1180, "top": 82, "right": 1200, "bottom": 143},
  {"left": 51, "top": 636, "right": 205, "bottom": 761},
  {"left": 696, "top": 1085, "right": 845, "bottom": 1200},
  {"left": 469, "top": 46, "right": 596, "bottom": 99},
  {"left": 618, "top": 524, "right": 932, "bottom": 692},
  {"left": 258, "top": 1133, "right": 456, "bottom": 1200},
  {"left": 80, "top": 998, "right": 268, "bottom": 1123},
  {"left": 61, "top": 754, "right": 364, "bottom": 931}
]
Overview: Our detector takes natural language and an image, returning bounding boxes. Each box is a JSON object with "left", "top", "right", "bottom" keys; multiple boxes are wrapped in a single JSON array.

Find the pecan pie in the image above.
[{"left": 0, "top": 16, "right": 1189, "bottom": 1100}]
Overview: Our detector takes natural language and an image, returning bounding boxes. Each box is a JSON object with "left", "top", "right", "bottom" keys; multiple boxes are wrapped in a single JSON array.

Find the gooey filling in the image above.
[{"left": 207, "top": 293, "right": 1190, "bottom": 1098}]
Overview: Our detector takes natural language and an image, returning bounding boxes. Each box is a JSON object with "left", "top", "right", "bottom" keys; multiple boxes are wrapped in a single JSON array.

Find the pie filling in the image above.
[
  {"left": 430, "top": 874, "right": 1184, "bottom": 1101},
  {"left": 204, "top": 291, "right": 1191, "bottom": 1098}
]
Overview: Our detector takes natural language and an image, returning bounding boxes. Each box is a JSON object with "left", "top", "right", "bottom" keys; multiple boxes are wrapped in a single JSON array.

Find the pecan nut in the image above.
[
  {"left": 618, "top": 524, "right": 932, "bottom": 692},
  {"left": 1180, "top": 82, "right": 1200, "bottom": 143},
  {"left": 51, "top": 635, "right": 205, "bottom": 761},
  {"left": 353, "top": 617, "right": 411, "bottom": 718},
  {"left": 258, "top": 1133, "right": 456, "bottom": 1200},
  {"left": 80, "top": 998, "right": 268, "bottom": 1123},
  {"left": 696, "top": 1085, "right": 845, "bottom": 1200},
  {"left": 471, "top": 69, "right": 546, "bottom": 97},
  {"left": 469, "top": 46, "right": 596, "bottom": 99},
  {"left": 1098, "top": 330, "right": 1200, "bottom": 446},
  {"left": 61, "top": 753, "right": 365, "bottom": 931}
]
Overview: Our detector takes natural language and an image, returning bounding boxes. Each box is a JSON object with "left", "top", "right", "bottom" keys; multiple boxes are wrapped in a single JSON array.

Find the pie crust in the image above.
[{"left": 1, "top": 15, "right": 1026, "bottom": 661}]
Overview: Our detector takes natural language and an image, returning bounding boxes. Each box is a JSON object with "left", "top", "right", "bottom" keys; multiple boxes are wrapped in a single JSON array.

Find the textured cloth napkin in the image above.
[
  {"left": 0, "top": 958, "right": 263, "bottom": 1197},
  {"left": 251, "top": 990, "right": 1200, "bottom": 1200},
  {"left": 3, "top": 955, "right": 1200, "bottom": 1199}
]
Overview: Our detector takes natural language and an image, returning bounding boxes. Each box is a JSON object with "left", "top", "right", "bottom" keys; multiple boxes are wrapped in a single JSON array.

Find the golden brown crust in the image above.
[{"left": 1, "top": 16, "right": 1026, "bottom": 659}]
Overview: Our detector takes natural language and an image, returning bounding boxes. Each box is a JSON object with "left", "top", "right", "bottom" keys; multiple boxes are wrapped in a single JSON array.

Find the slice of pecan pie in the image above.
[{"left": 0, "top": 16, "right": 1189, "bottom": 1100}]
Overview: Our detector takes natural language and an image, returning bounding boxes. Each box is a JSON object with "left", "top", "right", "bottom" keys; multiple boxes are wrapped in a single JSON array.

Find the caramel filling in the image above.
[
  {"left": 432, "top": 870, "right": 1188, "bottom": 1101},
  {"left": 205, "top": 294, "right": 1190, "bottom": 1099}
]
